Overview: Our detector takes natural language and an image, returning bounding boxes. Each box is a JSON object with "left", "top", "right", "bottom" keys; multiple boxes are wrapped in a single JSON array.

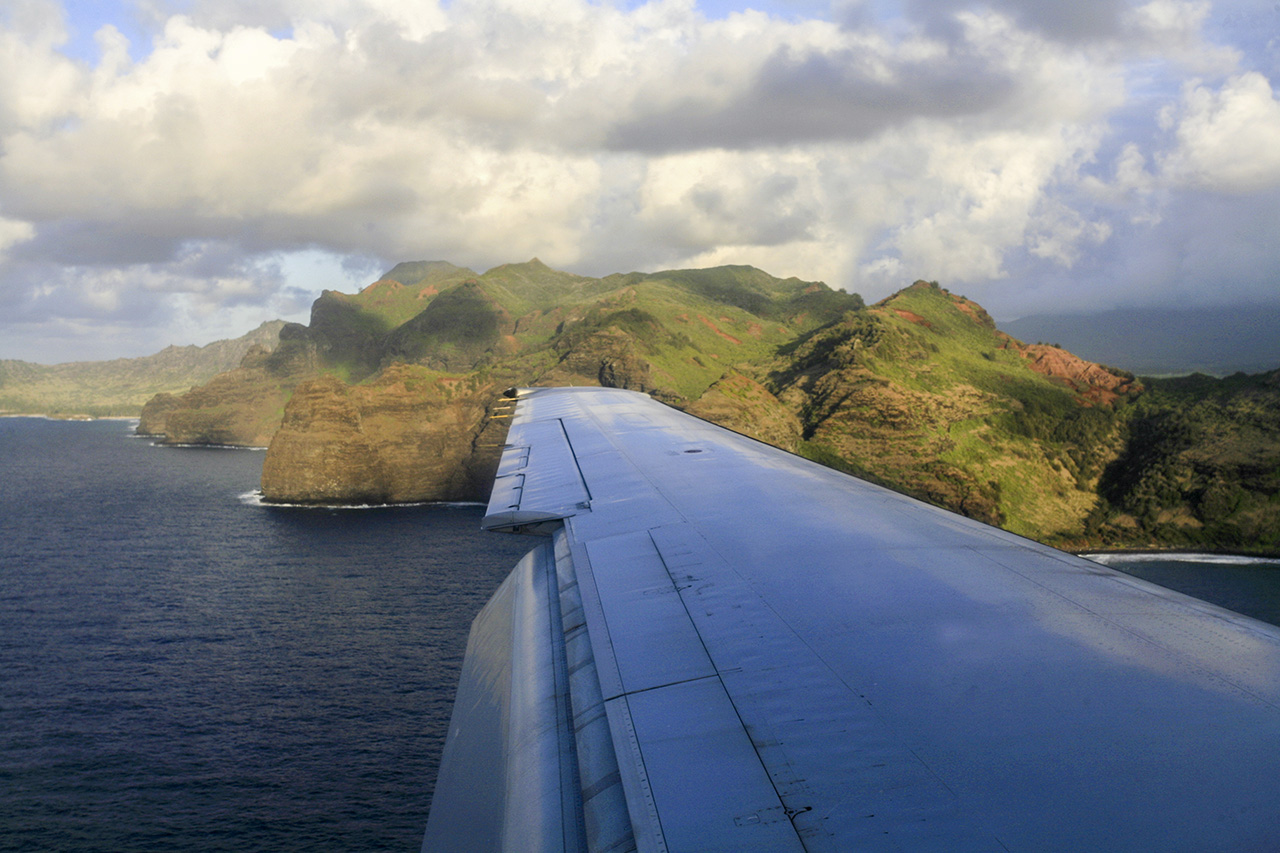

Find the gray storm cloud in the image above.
[{"left": 0, "top": 0, "right": 1277, "bottom": 361}]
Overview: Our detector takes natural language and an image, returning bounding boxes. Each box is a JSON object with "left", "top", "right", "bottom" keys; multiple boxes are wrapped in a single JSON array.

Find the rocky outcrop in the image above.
[
  {"left": 159, "top": 365, "right": 293, "bottom": 447},
  {"left": 548, "top": 328, "right": 653, "bottom": 391},
  {"left": 259, "top": 365, "right": 508, "bottom": 504},
  {"left": 138, "top": 332, "right": 317, "bottom": 446}
]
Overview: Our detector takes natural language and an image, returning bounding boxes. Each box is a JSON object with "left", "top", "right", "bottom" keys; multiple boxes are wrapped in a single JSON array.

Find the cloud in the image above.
[
  {"left": 0, "top": 217, "right": 35, "bottom": 262},
  {"left": 899, "top": 0, "right": 1129, "bottom": 43},
  {"left": 0, "top": 0, "right": 1277, "bottom": 361},
  {"left": 605, "top": 39, "right": 1019, "bottom": 152},
  {"left": 1160, "top": 72, "right": 1280, "bottom": 192}
]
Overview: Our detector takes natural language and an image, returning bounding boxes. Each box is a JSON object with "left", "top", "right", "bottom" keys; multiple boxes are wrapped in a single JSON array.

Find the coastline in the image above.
[
  {"left": 239, "top": 489, "right": 487, "bottom": 510},
  {"left": 1, "top": 413, "right": 140, "bottom": 421}
]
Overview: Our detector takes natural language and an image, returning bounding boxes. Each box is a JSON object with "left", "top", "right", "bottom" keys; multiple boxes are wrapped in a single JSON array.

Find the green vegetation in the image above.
[
  {"left": 1095, "top": 371, "right": 1280, "bottom": 551},
  {"left": 283, "top": 259, "right": 862, "bottom": 405},
  {"left": 769, "top": 281, "right": 1140, "bottom": 543},
  {"left": 8, "top": 260, "right": 1276, "bottom": 555}
]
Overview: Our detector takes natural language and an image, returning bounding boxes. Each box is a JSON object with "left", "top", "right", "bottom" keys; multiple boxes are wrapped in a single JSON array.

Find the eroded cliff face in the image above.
[
  {"left": 158, "top": 365, "right": 293, "bottom": 447},
  {"left": 546, "top": 327, "right": 654, "bottom": 391},
  {"left": 136, "top": 392, "right": 183, "bottom": 436},
  {"left": 259, "top": 365, "right": 508, "bottom": 504},
  {"left": 140, "top": 337, "right": 317, "bottom": 447}
]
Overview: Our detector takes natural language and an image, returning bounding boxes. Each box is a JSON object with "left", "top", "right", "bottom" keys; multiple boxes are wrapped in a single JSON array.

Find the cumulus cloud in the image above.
[
  {"left": 901, "top": 0, "right": 1129, "bottom": 43},
  {"left": 1160, "top": 72, "right": 1280, "bottom": 191},
  {"left": 0, "top": 0, "right": 1277, "bottom": 360},
  {"left": 605, "top": 39, "right": 1019, "bottom": 152}
]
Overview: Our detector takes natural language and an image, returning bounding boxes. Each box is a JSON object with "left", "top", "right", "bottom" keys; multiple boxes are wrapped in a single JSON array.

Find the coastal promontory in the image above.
[{"left": 260, "top": 367, "right": 507, "bottom": 504}]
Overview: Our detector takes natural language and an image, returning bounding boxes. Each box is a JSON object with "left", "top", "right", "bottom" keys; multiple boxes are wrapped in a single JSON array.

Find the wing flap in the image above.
[
  {"left": 483, "top": 417, "right": 590, "bottom": 531},
  {"left": 582, "top": 531, "right": 716, "bottom": 698},
  {"left": 607, "top": 678, "right": 805, "bottom": 853}
]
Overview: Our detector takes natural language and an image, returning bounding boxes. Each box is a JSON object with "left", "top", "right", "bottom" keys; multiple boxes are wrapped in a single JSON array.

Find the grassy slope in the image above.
[
  {"left": 319, "top": 259, "right": 859, "bottom": 403},
  {"left": 775, "top": 282, "right": 1129, "bottom": 544}
]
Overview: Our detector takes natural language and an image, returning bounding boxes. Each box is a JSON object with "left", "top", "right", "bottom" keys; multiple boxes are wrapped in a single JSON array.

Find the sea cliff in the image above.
[{"left": 260, "top": 367, "right": 507, "bottom": 504}]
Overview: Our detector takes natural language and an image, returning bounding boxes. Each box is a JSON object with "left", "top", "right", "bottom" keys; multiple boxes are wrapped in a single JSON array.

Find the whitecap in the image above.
[
  {"left": 239, "top": 490, "right": 486, "bottom": 510},
  {"left": 159, "top": 442, "right": 268, "bottom": 451},
  {"left": 1083, "top": 552, "right": 1280, "bottom": 568}
]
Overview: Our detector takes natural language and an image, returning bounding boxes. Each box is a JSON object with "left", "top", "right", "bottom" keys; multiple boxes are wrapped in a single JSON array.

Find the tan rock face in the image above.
[
  {"left": 159, "top": 365, "right": 291, "bottom": 447},
  {"left": 260, "top": 366, "right": 507, "bottom": 504},
  {"left": 551, "top": 328, "right": 653, "bottom": 391},
  {"left": 137, "top": 392, "right": 183, "bottom": 436},
  {"left": 138, "top": 332, "right": 317, "bottom": 446}
]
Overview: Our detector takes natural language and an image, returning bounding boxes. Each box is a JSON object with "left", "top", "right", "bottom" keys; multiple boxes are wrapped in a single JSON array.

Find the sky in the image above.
[{"left": 1, "top": 0, "right": 1278, "bottom": 362}]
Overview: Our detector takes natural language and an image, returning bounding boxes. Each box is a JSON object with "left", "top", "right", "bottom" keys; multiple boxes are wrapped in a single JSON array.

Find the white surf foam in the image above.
[
  {"left": 238, "top": 490, "right": 485, "bottom": 510},
  {"left": 1083, "top": 552, "right": 1280, "bottom": 568}
]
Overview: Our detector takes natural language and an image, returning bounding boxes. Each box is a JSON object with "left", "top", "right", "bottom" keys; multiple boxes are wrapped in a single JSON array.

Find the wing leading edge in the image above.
[{"left": 425, "top": 386, "right": 1280, "bottom": 852}]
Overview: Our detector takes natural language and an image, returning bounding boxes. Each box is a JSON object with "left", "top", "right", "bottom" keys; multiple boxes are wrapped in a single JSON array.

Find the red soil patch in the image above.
[
  {"left": 953, "top": 300, "right": 979, "bottom": 323},
  {"left": 893, "top": 309, "right": 933, "bottom": 328},
  {"left": 1020, "top": 344, "right": 1140, "bottom": 406},
  {"left": 698, "top": 315, "right": 742, "bottom": 344},
  {"left": 415, "top": 285, "right": 439, "bottom": 300}
]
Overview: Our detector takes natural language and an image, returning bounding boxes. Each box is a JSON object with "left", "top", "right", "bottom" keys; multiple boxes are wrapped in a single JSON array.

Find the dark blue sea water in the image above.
[
  {"left": 1084, "top": 551, "right": 1280, "bottom": 627},
  {"left": 0, "top": 417, "right": 534, "bottom": 852}
]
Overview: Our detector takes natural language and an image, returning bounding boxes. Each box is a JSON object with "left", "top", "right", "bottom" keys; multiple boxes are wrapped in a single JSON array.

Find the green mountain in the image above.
[
  {"left": 31, "top": 259, "right": 1277, "bottom": 554},
  {"left": 290, "top": 259, "right": 859, "bottom": 393},
  {"left": 0, "top": 321, "right": 286, "bottom": 418},
  {"left": 770, "top": 281, "right": 1141, "bottom": 544}
]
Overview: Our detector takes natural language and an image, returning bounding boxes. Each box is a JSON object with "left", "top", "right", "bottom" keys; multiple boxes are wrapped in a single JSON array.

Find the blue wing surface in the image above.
[{"left": 424, "top": 386, "right": 1280, "bottom": 852}]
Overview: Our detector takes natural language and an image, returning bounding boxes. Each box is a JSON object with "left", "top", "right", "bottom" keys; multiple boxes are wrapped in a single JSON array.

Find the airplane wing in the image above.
[{"left": 423, "top": 386, "right": 1280, "bottom": 852}]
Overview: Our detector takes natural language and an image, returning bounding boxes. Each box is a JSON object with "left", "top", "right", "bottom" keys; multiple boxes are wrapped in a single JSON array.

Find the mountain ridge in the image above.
[
  {"left": 5, "top": 260, "right": 1276, "bottom": 554},
  {"left": 0, "top": 321, "right": 287, "bottom": 417}
]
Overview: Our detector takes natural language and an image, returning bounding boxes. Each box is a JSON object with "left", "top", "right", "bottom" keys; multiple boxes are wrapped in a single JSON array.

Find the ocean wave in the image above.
[
  {"left": 1083, "top": 552, "right": 1280, "bottom": 568},
  {"left": 238, "top": 490, "right": 485, "bottom": 510},
  {"left": 3, "top": 414, "right": 139, "bottom": 423},
  {"left": 155, "top": 442, "right": 268, "bottom": 450}
]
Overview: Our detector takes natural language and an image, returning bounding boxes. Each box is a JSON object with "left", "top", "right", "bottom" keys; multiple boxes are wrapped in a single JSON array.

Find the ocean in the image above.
[
  {"left": 1082, "top": 551, "right": 1280, "bottom": 626},
  {"left": 0, "top": 417, "right": 534, "bottom": 852},
  {"left": 4, "top": 417, "right": 1279, "bottom": 851}
]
